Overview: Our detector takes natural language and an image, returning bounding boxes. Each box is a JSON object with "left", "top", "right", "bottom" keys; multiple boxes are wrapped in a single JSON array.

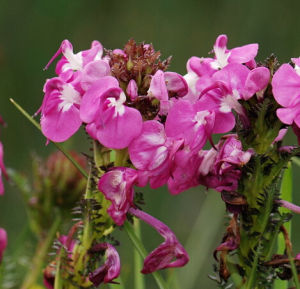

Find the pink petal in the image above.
[
  {"left": 212, "top": 63, "right": 249, "bottom": 94},
  {"left": 272, "top": 64, "right": 300, "bottom": 107},
  {"left": 273, "top": 128, "right": 288, "bottom": 143},
  {"left": 187, "top": 57, "right": 215, "bottom": 77},
  {"left": 148, "top": 70, "right": 168, "bottom": 101},
  {"left": 243, "top": 67, "right": 270, "bottom": 100},
  {"left": 41, "top": 105, "right": 82, "bottom": 142},
  {"left": 292, "top": 57, "right": 300, "bottom": 67},
  {"left": 165, "top": 100, "right": 212, "bottom": 150},
  {"left": 212, "top": 112, "right": 236, "bottom": 134},
  {"left": 276, "top": 107, "right": 297, "bottom": 125},
  {"left": 214, "top": 34, "right": 228, "bottom": 50},
  {"left": 80, "top": 76, "right": 119, "bottom": 123},
  {"left": 229, "top": 44, "right": 258, "bottom": 64},
  {"left": 97, "top": 106, "right": 143, "bottom": 149},
  {"left": 129, "top": 121, "right": 167, "bottom": 171},
  {"left": 82, "top": 40, "right": 103, "bottom": 66},
  {"left": 164, "top": 72, "right": 188, "bottom": 97},
  {"left": 80, "top": 60, "right": 111, "bottom": 91},
  {"left": 89, "top": 243, "right": 121, "bottom": 286}
]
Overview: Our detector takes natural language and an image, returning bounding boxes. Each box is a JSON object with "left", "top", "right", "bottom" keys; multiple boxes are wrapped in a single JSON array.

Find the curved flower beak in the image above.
[{"left": 129, "top": 207, "right": 189, "bottom": 274}]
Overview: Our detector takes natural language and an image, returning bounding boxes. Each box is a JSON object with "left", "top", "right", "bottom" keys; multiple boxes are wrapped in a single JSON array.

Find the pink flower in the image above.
[
  {"left": 80, "top": 77, "right": 143, "bottom": 149},
  {"left": 0, "top": 142, "right": 7, "bottom": 195},
  {"left": 183, "top": 34, "right": 259, "bottom": 101},
  {"left": 196, "top": 63, "right": 269, "bottom": 131},
  {"left": 198, "top": 135, "right": 251, "bottom": 192},
  {"left": 148, "top": 70, "right": 188, "bottom": 114},
  {"left": 129, "top": 207, "right": 189, "bottom": 274},
  {"left": 44, "top": 40, "right": 103, "bottom": 82},
  {"left": 167, "top": 146, "right": 201, "bottom": 195},
  {"left": 210, "top": 34, "right": 258, "bottom": 70},
  {"left": 0, "top": 228, "right": 7, "bottom": 262},
  {"left": 165, "top": 99, "right": 215, "bottom": 150},
  {"left": 79, "top": 60, "right": 111, "bottom": 91},
  {"left": 89, "top": 243, "right": 121, "bottom": 287},
  {"left": 215, "top": 135, "right": 252, "bottom": 174},
  {"left": 40, "top": 77, "right": 82, "bottom": 142},
  {"left": 129, "top": 120, "right": 183, "bottom": 188},
  {"left": 98, "top": 168, "right": 138, "bottom": 226},
  {"left": 272, "top": 58, "right": 300, "bottom": 138}
]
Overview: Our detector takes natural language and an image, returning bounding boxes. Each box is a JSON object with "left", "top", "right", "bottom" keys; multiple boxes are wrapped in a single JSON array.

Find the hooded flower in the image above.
[
  {"left": 40, "top": 77, "right": 82, "bottom": 142},
  {"left": 167, "top": 146, "right": 201, "bottom": 195},
  {"left": 80, "top": 77, "right": 143, "bottom": 149},
  {"left": 89, "top": 243, "right": 121, "bottom": 287},
  {"left": 183, "top": 34, "right": 259, "bottom": 101},
  {"left": 129, "top": 120, "right": 183, "bottom": 188},
  {"left": 198, "top": 135, "right": 251, "bottom": 192},
  {"left": 165, "top": 99, "right": 215, "bottom": 150},
  {"left": 196, "top": 63, "right": 269, "bottom": 131},
  {"left": 148, "top": 70, "right": 188, "bottom": 114},
  {"left": 44, "top": 39, "right": 104, "bottom": 82},
  {"left": 210, "top": 34, "right": 258, "bottom": 70},
  {"left": 129, "top": 207, "right": 189, "bottom": 274},
  {"left": 272, "top": 58, "right": 300, "bottom": 140},
  {"left": 98, "top": 167, "right": 138, "bottom": 226}
]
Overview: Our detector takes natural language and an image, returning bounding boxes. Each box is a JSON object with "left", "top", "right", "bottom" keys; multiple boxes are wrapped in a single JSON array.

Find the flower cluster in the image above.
[{"left": 39, "top": 34, "right": 300, "bottom": 285}]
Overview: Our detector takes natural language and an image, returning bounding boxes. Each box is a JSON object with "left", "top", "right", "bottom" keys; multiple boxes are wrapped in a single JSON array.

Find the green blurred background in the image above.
[{"left": 1, "top": 0, "right": 300, "bottom": 288}]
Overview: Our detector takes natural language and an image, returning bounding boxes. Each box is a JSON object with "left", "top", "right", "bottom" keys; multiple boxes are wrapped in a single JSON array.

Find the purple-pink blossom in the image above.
[
  {"left": 89, "top": 243, "right": 121, "bottom": 287},
  {"left": 129, "top": 207, "right": 189, "bottom": 274},
  {"left": 165, "top": 99, "right": 215, "bottom": 150},
  {"left": 98, "top": 167, "right": 138, "bottom": 226},
  {"left": 40, "top": 77, "right": 82, "bottom": 142},
  {"left": 44, "top": 39, "right": 103, "bottom": 82},
  {"left": 80, "top": 77, "right": 143, "bottom": 149},
  {"left": 183, "top": 34, "right": 259, "bottom": 102},
  {"left": 129, "top": 120, "right": 183, "bottom": 189},
  {"left": 210, "top": 34, "right": 258, "bottom": 70},
  {"left": 198, "top": 135, "right": 252, "bottom": 192},
  {"left": 272, "top": 58, "right": 300, "bottom": 141}
]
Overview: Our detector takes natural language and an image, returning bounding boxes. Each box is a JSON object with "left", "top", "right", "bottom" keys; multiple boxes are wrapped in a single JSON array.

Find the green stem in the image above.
[
  {"left": 54, "top": 251, "right": 63, "bottom": 289},
  {"left": 124, "top": 221, "right": 168, "bottom": 289},
  {"left": 20, "top": 215, "right": 61, "bottom": 289},
  {"left": 114, "top": 148, "right": 128, "bottom": 167},
  {"left": 244, "top": 247, "right": 259, "bottom": 289},
  {"left": 10, "top": 98, "right": 88, "bottom": 179},
  {"left": 287, "top": 246, "right": 300, "bottom": 289},
  {"left": 133, "top": 218, "right": 145, "bottom": 289}
]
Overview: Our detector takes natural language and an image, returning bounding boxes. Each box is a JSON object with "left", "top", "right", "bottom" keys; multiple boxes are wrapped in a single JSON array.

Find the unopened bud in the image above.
[{"left": 126, "top": 79, "right": 138, "bottom": 100}]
